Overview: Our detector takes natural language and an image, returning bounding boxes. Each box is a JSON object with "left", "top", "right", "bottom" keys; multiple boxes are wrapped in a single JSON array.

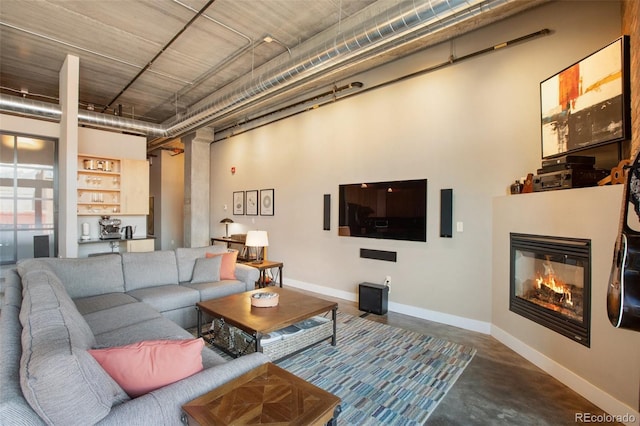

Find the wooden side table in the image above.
[
  {"left": 242, "top": 259, "right": 283, "bottom": 288},
  {"left": 182, "top": 362, "right": 341, "bottom": 425}
]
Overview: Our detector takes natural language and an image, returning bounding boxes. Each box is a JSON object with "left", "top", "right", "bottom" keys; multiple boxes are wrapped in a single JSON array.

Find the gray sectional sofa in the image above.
[{"left": 0, "top": 245, "right": 270, "bottom": 425}]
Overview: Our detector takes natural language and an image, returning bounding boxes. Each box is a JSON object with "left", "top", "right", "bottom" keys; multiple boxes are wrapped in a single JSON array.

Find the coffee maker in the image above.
[{"left": 99, "top": 216, "right": 121, "bottom": 240}]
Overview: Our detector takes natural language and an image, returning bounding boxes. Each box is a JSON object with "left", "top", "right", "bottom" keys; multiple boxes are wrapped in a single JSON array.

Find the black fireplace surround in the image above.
[{"left": 510, "top": 233, "right": 591, "bottom": 347}]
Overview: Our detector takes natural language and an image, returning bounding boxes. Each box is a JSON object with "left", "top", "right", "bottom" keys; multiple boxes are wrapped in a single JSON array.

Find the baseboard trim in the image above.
[
  {"left": 491, "top": 325, "right": 639, "bottom": 426},
  {"left": 284, "top": 279, "right": 491, "bottom": 334}
]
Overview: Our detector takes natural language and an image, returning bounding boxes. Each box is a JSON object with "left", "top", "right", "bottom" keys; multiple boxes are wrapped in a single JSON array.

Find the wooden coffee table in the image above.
[
  {"left": 182, "top": 362, "right": 341, "bottom": 425},
  {"left": 196, "top": 287, "right": 337, "bottom": 360}
]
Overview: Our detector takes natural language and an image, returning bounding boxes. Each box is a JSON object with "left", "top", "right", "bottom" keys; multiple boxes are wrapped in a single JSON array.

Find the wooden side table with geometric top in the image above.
[{"left": 182, "top": 362, "right": 341, "bottom": 425}]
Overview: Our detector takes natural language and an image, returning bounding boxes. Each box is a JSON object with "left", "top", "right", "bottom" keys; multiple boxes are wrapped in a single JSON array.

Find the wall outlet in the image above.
[{"left": 384, "top": 276, "right": 391, "bottom": 286}]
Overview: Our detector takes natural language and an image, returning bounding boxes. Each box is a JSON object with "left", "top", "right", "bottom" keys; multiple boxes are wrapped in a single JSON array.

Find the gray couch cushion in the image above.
[
  {"left": 84, "top": 302, "right": 162, "bottom": 337},
  {"left": 20, "top": 271, "right": 129, "bottom": 425},
  {"left": 20, "top": 269, "right": 96, "bottom": 350},
  {"left": 1, "top": 270, "right": 23, "bottom": 308},
  {"left": 175, "top": 245, "right": 226, "bottom": 283},
  {"left": 18, "top": 255, "right": 125, "bottom": 299},
  {"left": 21, "top": 346, "right": 129, "bottom": 425},
  {"left": 122, "top": 251, "right": 179, "bottom": 291},
  {"left": 185, "top": 280, "right": 246, "bottom": 301},
  {"left": 93, "top": 317, "right": 199, "bottom": 348},
  {"left": 74, "top": 292, "right": 139, "bottom": 316},
  {"left": 0, "top": 302, "right": 45, "bottom": 425},
  {"left": 127, "top": 285, "right": 200, "bottom": 312},
  {"left": 190, "top": 255, "right": 222, "bottom": 284}
]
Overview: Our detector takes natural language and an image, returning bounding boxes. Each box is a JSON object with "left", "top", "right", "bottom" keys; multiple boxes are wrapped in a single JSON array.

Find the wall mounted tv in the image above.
[{"left": 338, "top": 179, "right": 427, "bottom": 242}]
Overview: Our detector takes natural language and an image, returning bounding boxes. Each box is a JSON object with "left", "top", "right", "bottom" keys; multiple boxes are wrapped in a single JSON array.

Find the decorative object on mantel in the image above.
[
  {"left": 250, "top": 292, "right": 279, "bottom": 307},
  {"left": 219, "top": 218, "right": 233, "bottom": 238},
  {"left": 598, "top": 159, "right": 630, "bottom": 186},
  {"left": 522, "top": 173, "right": 534, "bottom": 193},
  {"left": 510, "top": 179, "right": 523, "bottom": 194},
  {"left": 245, "top": 230, "right": 269, "bottom": 264}
]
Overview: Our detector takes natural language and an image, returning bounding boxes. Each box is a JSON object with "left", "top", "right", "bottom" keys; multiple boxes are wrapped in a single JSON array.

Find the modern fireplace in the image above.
[{"left": 510, "top": 233, "right": 591, "bottom": 347}]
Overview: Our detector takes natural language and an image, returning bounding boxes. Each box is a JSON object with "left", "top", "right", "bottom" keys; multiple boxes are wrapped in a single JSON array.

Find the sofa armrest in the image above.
[
  {"left": 97, "top": 352, "right": 269, "bottom": 425},
  {"left": 234, "top": 263, "right": 259, "bottom": 291}
]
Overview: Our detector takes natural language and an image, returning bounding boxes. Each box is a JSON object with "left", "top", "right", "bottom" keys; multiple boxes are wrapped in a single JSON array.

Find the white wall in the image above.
[{"left": 209, "top": 1, "right": 622, "bottom": 328}]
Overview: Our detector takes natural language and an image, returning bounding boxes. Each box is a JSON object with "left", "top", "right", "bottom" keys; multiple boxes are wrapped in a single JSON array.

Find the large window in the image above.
[{"left": 0, "top": 133, "right": 57, "bottom": 264}]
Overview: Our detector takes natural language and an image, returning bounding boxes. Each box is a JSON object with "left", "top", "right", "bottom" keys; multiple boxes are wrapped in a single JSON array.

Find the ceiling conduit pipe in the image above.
[{"left": 156, "top": 0, "right": 510, "bottom": 144}]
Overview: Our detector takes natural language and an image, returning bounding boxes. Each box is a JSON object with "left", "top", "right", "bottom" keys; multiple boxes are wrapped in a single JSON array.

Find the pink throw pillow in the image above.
[
  {"left": 89, "top": 338, "right": 204, "bottom": 398},
  {"left": 206, "top": 251, "right": 238, "bottom": 280}
]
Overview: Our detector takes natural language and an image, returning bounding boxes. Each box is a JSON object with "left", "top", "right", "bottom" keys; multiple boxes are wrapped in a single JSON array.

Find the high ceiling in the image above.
[{"left": 0, "top": 0, "right": 545, "bottom": 148}]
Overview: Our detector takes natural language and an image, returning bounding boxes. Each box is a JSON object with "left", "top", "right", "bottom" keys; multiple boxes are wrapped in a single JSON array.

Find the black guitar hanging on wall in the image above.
[{"left": 607, "top": 151, "right": 640, "bottom": 331}]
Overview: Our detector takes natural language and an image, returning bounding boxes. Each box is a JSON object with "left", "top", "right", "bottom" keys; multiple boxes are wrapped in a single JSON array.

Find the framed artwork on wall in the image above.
[
  {"left": 540, "top": 36, "right": 630, "bottom": 159},
  {"left": 260, "top": 189, "right": 274, "bottom": 216},
  {"left": 233, "top": 191, "right": 244, "bottom": 215},
  {"left": 246, "top": 190, "right": 259, "bottom": 215}
]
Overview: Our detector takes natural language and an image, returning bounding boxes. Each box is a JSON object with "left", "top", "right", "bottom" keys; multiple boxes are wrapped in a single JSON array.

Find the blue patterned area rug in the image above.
[{"left": 276, "top": 312, "right": 476, "bottom": 425}]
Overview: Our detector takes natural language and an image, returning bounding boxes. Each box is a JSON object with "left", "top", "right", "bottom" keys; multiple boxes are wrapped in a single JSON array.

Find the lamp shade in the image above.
[
  {"left": 245, "top": 230, "right": 269, "bottom": 247},
  {"left": 220, "top": 218, "right": 233, "bottom": 224}
]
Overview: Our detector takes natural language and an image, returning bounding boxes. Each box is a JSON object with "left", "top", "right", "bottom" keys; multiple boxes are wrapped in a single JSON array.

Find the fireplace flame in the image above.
[{"left": 535, "top": 273, "right": 573, "bottom": 307}]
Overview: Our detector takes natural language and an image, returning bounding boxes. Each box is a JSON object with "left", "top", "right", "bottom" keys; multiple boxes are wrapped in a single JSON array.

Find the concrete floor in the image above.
[{"left": 319, "top": 292, "right": 620, "bottom": 426}]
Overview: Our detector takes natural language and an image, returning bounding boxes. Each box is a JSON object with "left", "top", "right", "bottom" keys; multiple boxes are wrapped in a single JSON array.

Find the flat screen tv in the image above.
[{"left": 338, "top": 179, "right": 426, "bottom": 242}]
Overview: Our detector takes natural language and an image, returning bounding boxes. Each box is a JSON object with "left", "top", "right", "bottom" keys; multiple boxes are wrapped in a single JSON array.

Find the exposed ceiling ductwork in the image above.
[
  {"left": 0, "top": 0, "right": 546, "bottom": 151},
  {"left": 0, "top": 94, "right": 168, "bottom": 137}
]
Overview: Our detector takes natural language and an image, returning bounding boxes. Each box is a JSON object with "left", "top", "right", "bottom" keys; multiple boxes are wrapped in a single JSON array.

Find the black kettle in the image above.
[{"left": 122, "top": 226, "right": 133, "bottom": 239}]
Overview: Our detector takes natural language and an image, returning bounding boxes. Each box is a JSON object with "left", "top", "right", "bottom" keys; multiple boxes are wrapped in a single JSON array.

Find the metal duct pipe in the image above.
[
  {"left": 0, "top": 94, "right": 61, "bottom": 120},
  {"left": 160, "top": 0, "right": 509, "bottom": 139},
  {"left": 0, "top": 94, "right": 167, "bottom": 137},
  {"left": 77, "top": 110, "right": 167, "bottom": 137}
]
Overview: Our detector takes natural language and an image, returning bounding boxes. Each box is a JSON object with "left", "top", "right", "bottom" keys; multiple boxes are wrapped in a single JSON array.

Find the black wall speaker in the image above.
[
  {"left": 440, "top": 188, "right": 453, "bottom": 238},
  {"left": 360, "top": 248, "right": 397, "bottom": 262},
  {"left": 323, "top": 194, "right": 330, "bottom": 230},
  {"left": 359, "top": 282, "right": 389, "bottom": 315},
  {"left": 33, "top": 235, "right": 50, "bottom": 258}
]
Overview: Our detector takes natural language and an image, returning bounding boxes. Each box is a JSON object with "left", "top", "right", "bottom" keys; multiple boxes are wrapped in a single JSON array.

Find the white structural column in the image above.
[
  {"left": 182, "top": 128, "right": 213, "bottom": 248},
  {"left": 59, "top": 54, "right": 80, "bottom": 258}
]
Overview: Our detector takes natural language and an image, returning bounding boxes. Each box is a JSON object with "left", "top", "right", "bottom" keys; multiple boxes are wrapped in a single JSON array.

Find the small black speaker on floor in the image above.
[
  {"left": 440, "top": 188, "right": 453, "bottom": 238},
  {"left": 323, "top": 194, "right": 330, "bottom": 231},
  {"left": 359, "top": 282, "right": 389, "bottom": 315}
]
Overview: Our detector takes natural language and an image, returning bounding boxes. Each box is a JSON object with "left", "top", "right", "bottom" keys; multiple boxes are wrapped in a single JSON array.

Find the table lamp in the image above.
[
  {"left": 220, "top": 218, "right": 233, "bottom": 238},
  {"left": 245, "top": 230, "right": 268, "bottom": 264}
]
